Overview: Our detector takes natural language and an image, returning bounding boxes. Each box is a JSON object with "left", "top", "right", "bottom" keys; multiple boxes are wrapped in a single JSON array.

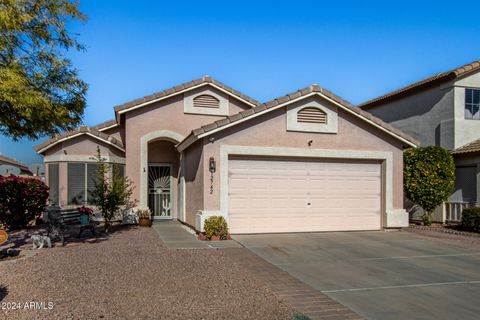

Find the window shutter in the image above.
[
  {"left": 193, "top": 94, "right": 220, "bottom": 108},
  {"left": 86, "top": 164, "right": 100, "bottom": 204},
  {"left": 297, "top": 107, "right": 327, "bottom": 124},
  {"left": 48, "top": 164, "right": 59, "bottom": 205},
  {"left": 68, "top": 163, "right": 85, "bottom": 205}
]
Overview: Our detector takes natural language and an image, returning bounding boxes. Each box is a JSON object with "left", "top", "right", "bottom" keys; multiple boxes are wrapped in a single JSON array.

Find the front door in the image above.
[{"left": 148, "top": 164, "right": 172, "bottom": 219}]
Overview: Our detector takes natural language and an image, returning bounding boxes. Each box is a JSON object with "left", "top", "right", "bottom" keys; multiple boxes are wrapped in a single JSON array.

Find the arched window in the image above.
[
  {"left": 193, "top": 94, "right": 220, "bottom": 108},
  {"left": 297, "top": 107, "right": 327, "bottom": 124}
]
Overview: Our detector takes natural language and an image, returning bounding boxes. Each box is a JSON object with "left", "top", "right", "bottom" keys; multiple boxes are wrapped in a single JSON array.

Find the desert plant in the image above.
[
  {"left": 0, "top": 176, "right": 49, "bottom": 230},
  {"left": 90, "top": 147, "right": 135, "bottom": 232},
  {"left": 461, "top": 208, "right": 480, "bottom": 232},
  {"left": 136, "top": 209, "right": 152, "bottom": 219},
  {"left": 204, "top": 216, "right": 228, "bottom": 239},
  {"left": 404, "top": 146, "right": 455, "bottom": 225}
]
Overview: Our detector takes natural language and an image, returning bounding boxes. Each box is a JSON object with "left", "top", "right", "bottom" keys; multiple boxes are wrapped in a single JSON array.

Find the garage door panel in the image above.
[{"left": 228, "top": 158, "right": 382, "bottom": 233}]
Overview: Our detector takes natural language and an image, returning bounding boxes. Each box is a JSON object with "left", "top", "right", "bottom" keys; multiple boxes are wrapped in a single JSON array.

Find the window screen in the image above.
[
  {"left": 48, "top": 163, "right": 59, "bottom": 205},
  {"left": 68, "top": 163, "right": 85, "bottom": 205},
  {"left": 86, "top": 164, "right": 100, "bottom": 204},
  {"left": 113, "top": 163, "right": 125, "bottom": 178}
]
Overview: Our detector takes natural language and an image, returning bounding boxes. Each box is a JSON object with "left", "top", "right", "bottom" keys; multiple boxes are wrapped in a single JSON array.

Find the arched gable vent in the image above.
[
  {"left": 193, "top": 94, "right": 220, "bottom": 108},
  {"left": 297, "top": 107, "right": 327, "bottom": 124}
]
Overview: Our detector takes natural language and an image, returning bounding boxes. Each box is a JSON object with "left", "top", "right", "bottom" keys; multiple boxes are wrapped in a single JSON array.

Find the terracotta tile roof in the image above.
[
  {"left": 451, "top": 138, "right": 480, "bottom": 155},
  {"left": 0, "top": 154, "right": 30, "bottom": 171},
  {"left": 35, "top": 126, "right": 124, "bottom": 153},
  {"left": 180, "top": 84, "right": 419, "bottom": 149},
  {"left": 113, "top": 76, "right": 260, "bottom": 116},
  {"left": 91, "top": 119, "right": 118, "bottom": 131},
  {"left": 359, "top": 60, "right": 480, "bottom": 109}
]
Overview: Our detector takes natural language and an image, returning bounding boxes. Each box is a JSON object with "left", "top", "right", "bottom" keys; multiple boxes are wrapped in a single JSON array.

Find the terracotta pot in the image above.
[
  {"left": 210, "top": 235, "right": 221, "bottom": 241},
  {"left": 138, "top": 217, "right": 151, "bottom": 227},
  {"left": 198, "top": 233, "right": 207, "bottom": 241}
]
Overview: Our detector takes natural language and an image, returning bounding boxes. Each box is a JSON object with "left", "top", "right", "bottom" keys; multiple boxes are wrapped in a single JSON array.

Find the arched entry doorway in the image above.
[
  {"left": 147, "top": 140, "right": 178, "bottom": 218},
  {"left": 139, "top": 130, "right": 184, "bottom": 219}
]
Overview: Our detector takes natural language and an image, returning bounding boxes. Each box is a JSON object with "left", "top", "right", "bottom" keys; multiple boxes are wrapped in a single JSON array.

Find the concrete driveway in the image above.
[{"left": 234, "top": 231, "right": 480, "bottom": 320}]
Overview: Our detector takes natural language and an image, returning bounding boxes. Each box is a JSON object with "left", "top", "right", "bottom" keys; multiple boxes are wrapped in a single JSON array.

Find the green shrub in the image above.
[
  {"left": 0, "top": 176, "right": 49, "bottom": 230},
  {"left": 404, "top": 146, "right": 455, "bottom": 225},
  {"left": 204, "top": 216, "right": 228, "bottom": 239},
  {"left": 90, "top": 147, "right": 135, "bottom": 232},
  {"left": 461, "top": 208, "right": 480, "bottom": 232}
]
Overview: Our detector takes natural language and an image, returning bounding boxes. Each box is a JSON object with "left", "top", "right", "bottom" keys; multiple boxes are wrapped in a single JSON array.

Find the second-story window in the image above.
[{"left": 465, "top": 88, "right": 480, "bottom": 120}]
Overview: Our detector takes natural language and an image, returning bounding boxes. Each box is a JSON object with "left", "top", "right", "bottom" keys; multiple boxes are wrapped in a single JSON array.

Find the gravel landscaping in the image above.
[
  {"left": 406, "top": 225, "right": 480, "bottom": 249},
  {"left": 0, "top": 226, "right": 294, "bottom": 320}
]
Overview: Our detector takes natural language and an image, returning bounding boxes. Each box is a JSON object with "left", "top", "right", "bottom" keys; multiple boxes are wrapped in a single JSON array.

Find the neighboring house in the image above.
[
  {"left": 28, "top": 163, "right": 46, "bottom": 181},
  {"left": 0, "top": 154, "right": 32, "bottom": 176},
  {"left": 35, "top": 76, "right": 417, "bottom": 233},
  {"left": 359, "top": 60, "right": 480, "bottom": 221}
]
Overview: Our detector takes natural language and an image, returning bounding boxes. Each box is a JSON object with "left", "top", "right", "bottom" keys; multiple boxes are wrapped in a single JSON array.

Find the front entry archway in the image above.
[{"left": 139, "top": 130, "right": 184, "bottom": 218}]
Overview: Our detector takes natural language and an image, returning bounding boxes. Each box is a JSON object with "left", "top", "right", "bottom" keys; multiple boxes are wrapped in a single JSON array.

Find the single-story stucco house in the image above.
[
  {"left": 0, "top": 154, "right": 33, "bottom": 176},
  {"left": 35, "top": 77, "right": 418, "bottom": 233}
]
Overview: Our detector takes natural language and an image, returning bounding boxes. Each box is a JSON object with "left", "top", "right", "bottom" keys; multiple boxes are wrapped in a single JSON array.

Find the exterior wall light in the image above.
[
  {"left": 209, "top": 157, "right": 216, "bottom": 173},
  {"left": 209, "top": 157, "right": 216, "bottom": 195}
]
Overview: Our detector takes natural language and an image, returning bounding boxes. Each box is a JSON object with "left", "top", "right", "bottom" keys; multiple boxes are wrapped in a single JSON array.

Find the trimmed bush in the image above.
[
  {"left": 204, "top": 216, "right": 228, "bottom": 239},
  {"left": 404, "top": 146, "right": 455, "bottom": 225},
  {"left": 461, "top": 208, "right": 480, "bottom": 232},
  {"left": 0, "top": 176, "right": 49, "bottom": 230}
]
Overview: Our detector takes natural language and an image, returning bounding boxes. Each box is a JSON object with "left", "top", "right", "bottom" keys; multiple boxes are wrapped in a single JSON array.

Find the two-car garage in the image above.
[{"left": 228, "top": 157, "right": 382, "bottom": 234}]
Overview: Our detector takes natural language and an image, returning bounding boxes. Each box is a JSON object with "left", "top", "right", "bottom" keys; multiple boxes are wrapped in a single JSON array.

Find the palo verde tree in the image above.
[
  {"left": 90, "top": 147, "right": 135, "bottom": 232},
  {"left": 0, "top": 0, "right": 88, "bottom": 140},
  {"left": 404, "top": 146, "right": 455, "bottom": 225}
]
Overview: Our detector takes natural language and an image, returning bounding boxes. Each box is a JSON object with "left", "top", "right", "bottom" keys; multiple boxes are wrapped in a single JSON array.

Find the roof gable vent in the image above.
[
  {"left": 193, "top": 94, "right": 220, "bottom": 108},
  {"left": 297, "top": 107, "right": 327, "bottom": 124}
]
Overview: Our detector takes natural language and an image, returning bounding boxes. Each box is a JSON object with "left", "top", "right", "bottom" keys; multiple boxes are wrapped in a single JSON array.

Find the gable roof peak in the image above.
[
  {"left": 359, "top": 58, "right": 480, "bottom": 109},
  {"left": 113, "top": 75, "right": 260, "bottom": 120}
]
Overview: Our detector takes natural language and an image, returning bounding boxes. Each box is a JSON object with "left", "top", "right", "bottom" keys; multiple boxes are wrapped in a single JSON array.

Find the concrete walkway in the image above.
[{"left": 153, "top": 221, "right": 241, "bottom": 249}]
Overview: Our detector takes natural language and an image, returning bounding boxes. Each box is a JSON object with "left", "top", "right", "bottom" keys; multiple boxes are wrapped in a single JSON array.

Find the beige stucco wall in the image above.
[
  {"left": 44, "top": 135, "right": 125, "bottom": 158},
  {"left": 190, "top": 96, "right": 406, "bottom": 221},
  {"left": 183, "top": 140, "right": 205, "bottom": 225},
  {"left": 124, "top": 87, "right": 251, "bottom": 206}
]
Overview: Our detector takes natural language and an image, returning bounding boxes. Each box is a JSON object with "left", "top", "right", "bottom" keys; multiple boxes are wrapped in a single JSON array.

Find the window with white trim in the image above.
[
  {"left": 465, "top": 88, "right": 480, "bottom": 120},
  {"left": 297, "top": 107, "right": 327, "bottom": 124}
]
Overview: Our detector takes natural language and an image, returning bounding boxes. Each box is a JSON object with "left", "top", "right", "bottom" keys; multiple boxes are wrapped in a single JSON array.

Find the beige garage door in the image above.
[{"left": 228, "top": 157, "right": 382, "bottom": 233}]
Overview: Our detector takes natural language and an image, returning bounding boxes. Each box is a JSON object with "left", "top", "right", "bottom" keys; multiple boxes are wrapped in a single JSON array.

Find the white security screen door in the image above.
[{"left": 148, "top": 165, "right": 172, "bottom": 218}]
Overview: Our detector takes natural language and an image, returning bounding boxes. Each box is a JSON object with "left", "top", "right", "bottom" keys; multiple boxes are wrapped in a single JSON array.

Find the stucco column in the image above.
[{"left": 477, "top": 163, "right": 480, "bottom": 205}]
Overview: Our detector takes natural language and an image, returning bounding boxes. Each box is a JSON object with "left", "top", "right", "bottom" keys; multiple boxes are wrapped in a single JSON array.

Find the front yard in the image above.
[{"left": 0, "top": 227, "right": 294, "bottom": 319}]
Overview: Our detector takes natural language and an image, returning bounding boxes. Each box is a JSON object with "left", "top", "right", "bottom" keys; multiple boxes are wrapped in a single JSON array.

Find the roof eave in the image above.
[
  {"left": 178, "top": 91, "right": 418, "bottom": 152},
  {"left": 113, "top": 80, "right": 259, "bottom": 124}
]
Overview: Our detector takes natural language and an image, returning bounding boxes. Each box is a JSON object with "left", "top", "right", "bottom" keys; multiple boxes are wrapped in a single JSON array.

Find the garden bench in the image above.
[{"left": 45, "top": 206, "right": 98, "bottom": 245}]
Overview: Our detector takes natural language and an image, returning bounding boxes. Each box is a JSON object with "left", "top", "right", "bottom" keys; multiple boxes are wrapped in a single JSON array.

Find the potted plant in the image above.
[
  {"left": 78, "top": 206, "right": 94, "bottom": 225},
  {"left": 204, "top": 216, "right": 229, "bottom": 240},
  {"left": 137, "top": 209, "right": 152, "bottom": 227}
]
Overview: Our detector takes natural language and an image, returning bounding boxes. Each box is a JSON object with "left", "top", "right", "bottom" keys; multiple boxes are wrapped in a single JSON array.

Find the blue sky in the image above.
[{"left": 2, "top": 0, "right": 480, "bottom": 163}]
